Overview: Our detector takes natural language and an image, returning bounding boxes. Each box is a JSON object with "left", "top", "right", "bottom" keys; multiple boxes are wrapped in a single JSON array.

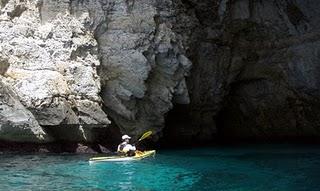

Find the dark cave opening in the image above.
[
  {"left": 161, "top": 104, "right": 192, "bottom": 147},
  {"left": 160, "top": 104, "right": 218, "bottom": 148}
]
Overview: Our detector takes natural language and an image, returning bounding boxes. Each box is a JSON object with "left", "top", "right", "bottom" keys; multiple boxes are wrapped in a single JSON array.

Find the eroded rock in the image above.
[
  {"left": 2, "top": 0, "right": 320, "bottom": 144},
  {"left": 67, "top": 0, "right": 192, "bottom": 138},
  {"left": 0, "top": 0, "right": 110, "bottom": 143},
  {"left": 0, "top": 79, "right": 50, "bottom": 142},
  {"left": 0, "top": 0, "right": 110, "bottom": 142}
]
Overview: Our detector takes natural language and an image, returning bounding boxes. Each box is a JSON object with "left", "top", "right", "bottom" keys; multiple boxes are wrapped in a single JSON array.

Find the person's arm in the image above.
[{"left": 131, "top": 144, "right": 136, "bottom": 151}]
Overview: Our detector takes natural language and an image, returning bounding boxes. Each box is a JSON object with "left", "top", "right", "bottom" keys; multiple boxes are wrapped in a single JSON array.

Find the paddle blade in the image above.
[{"left": 138, "top": 131, "right": 152, "bottom": 142}]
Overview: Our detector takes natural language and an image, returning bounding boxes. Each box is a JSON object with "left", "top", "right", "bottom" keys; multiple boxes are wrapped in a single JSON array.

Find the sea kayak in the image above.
[{"left": 89, "top": 150, "right": 156, "bottom": 163}]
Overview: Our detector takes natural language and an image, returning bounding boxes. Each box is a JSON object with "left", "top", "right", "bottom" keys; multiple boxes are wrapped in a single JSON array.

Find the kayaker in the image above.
[{"left": 117, "top": 135, "right": 136, "bottom": 156}]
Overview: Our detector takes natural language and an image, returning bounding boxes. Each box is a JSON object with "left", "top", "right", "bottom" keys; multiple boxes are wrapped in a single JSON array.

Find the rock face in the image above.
[
  {"left": 0, "top": 0, "right": 110, "bottom": 142},
  {"left": 67, "top": 0, "right": 192, "bottom": 138},
  {"left": 99, "top": 1, "right": 191, "bottom": 138},
  {"left": 180, "top": 0, "right": 320, "bottom": 141},
  {"left": 0, "top": 0, "right": 191, "bottom": 142},
  {"left": 0, "top": 79, "right": 50, "bottom": 142},
  {"left": 2, "top": 0, "right": 320, "bottom": 144}
]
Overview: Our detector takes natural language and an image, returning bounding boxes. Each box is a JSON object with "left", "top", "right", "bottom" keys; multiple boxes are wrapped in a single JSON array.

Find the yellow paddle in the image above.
[
  {"left": 138, "top": 131, "right": 153, "bottom": 142},
  {"left": 131, "top": 131, "right": 153, "bottom": 148}
]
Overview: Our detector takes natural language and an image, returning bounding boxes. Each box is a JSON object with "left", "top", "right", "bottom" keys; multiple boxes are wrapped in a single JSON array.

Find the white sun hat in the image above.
[{"left": 122, "top": 135, "right": 131, "bottom": 140}]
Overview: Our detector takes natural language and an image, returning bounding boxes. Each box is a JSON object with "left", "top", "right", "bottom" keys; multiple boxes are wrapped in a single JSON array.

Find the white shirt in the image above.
[{"left": 117, "top": 142, "right": 136, "bottom": 153}]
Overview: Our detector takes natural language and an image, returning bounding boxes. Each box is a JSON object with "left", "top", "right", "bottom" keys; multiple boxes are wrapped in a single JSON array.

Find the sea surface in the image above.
[{"left": 0, "top": 145, "right": 320, "bottom": 191}]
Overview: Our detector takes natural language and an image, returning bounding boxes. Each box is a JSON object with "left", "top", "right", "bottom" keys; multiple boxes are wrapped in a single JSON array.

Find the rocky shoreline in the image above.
[{"left": 0, "top": 141, "right": 112, "bottom": 154}]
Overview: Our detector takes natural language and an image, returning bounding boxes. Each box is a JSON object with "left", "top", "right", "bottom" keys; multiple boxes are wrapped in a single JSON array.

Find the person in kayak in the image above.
[{"left": 117, "top": 135, "right": 136, "bottom": 156}]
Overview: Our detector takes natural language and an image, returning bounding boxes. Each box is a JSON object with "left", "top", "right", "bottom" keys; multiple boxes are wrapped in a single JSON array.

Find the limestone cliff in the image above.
[
  {"left": 0, "top": 0, "right": 191, "bottom": 142},
  {"left": 0, "top": 0, "right": 110, "bottom": 142},
  {"left": 1, "top": 0, "right": 320, "bottom": 144}
]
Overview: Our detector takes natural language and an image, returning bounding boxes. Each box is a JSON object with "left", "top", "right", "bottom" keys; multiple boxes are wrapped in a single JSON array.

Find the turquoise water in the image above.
[{"left": 1, "top": 145, "right": 320, "bottom": 191}]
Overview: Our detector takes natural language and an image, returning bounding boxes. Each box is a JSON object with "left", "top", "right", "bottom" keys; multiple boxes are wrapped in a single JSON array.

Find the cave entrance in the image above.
[
  {"left": 161, "top": 103, "right": 217, "bottom": 147},
  {"left": 161, "top": 104, "right": 193, "bottom": 147}
]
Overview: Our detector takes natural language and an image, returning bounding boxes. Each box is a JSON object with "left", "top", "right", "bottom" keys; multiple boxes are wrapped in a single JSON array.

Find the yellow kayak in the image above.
[{"left": 89, "top": 150, "right": 156, "bottom": 163}]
